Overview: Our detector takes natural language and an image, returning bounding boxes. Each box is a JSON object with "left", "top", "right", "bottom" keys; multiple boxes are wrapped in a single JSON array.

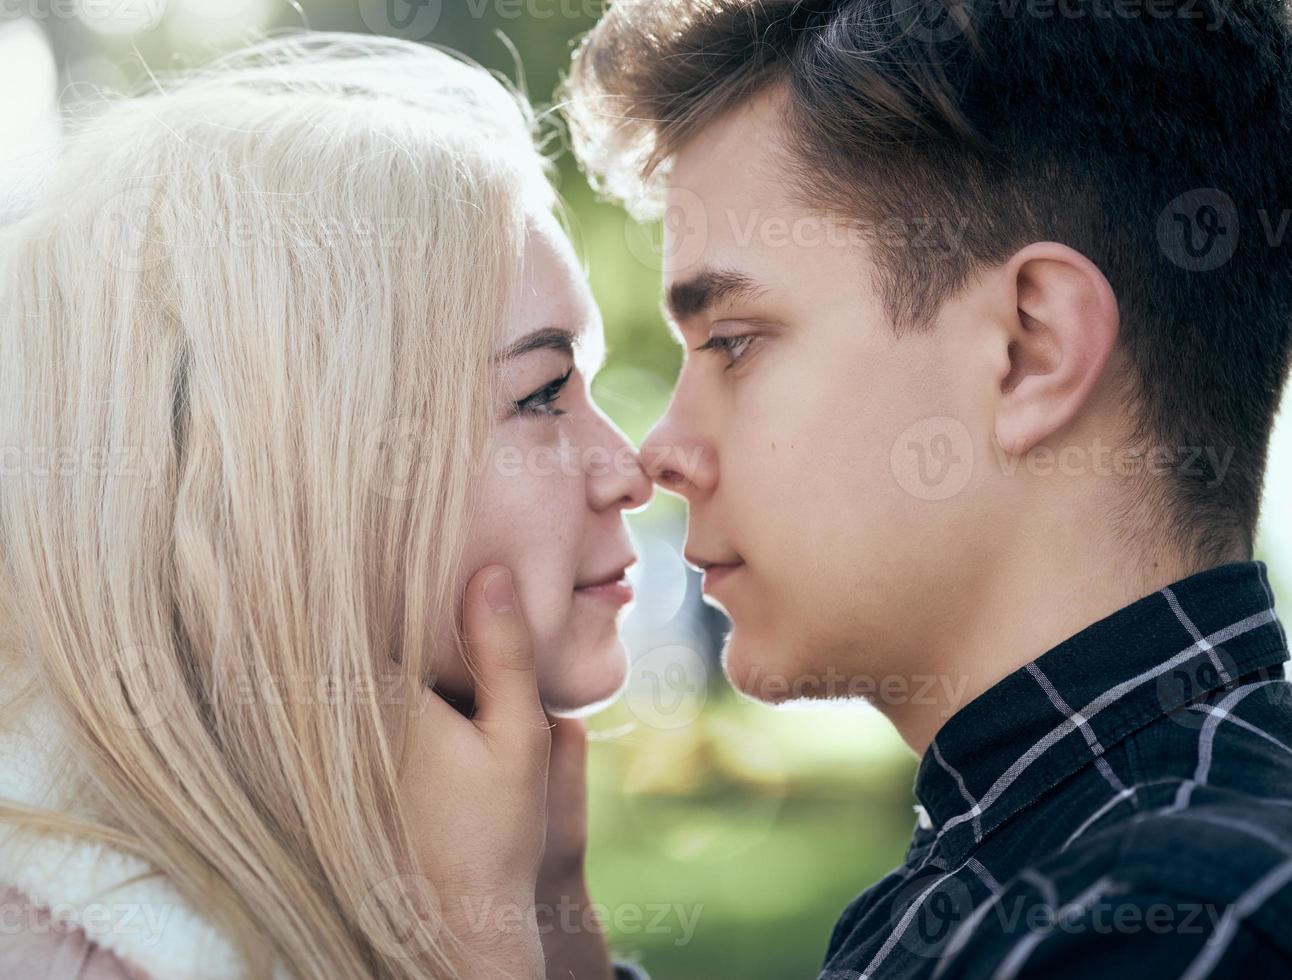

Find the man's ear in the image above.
[{"left": 993, "top": 242, "right": 1120, "bottom": 457}]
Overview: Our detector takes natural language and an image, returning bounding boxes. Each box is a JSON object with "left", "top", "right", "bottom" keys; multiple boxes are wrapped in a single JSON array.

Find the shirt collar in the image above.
[{"left": 913, "top": 559, "right": 1290, "bottom": 854}]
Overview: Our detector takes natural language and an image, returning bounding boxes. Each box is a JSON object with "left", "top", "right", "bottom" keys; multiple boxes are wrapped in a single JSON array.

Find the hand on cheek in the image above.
[{"left": 397, "top": 565, "right": 551, "bottom": 979}]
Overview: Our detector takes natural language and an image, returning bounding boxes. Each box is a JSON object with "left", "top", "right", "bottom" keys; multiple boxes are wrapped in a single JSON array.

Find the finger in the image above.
[
  {"left": 409, "top": 679, "right": 476, "bottom": 742},
  {"left": 546, "top": 716, "right": 588, "bottom": 799},
  {"left": 540, "top": 716, "right": 589, "bottom": 882},
  {"left": 462, "top": 565, "right": 548, "bottom": 749}
]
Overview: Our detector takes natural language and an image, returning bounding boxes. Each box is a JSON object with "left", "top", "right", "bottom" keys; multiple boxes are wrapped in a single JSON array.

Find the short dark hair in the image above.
[{"left": 562, "top": 0, "right": 1292, "bottom": 567}]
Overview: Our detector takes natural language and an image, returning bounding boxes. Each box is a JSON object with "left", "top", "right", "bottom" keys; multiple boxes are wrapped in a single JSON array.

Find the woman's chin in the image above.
[{"left": 539, "top": 639, "right": 631, "bottom": 717}]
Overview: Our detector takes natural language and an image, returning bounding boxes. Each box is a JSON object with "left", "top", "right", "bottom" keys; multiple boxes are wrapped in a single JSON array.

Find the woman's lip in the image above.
[
  {"left": 701, "top": 562, "right": 744, "bottom": 593},
  {"left": 575, "top": 557, "right": 637, "bottom": 590},
  {"left": 574, "top": 577, "right": 634, "bottom": 606}
]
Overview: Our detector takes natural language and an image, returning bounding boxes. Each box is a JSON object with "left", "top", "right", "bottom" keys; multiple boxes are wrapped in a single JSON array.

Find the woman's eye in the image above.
[
  {"left": 513, "top": 367, "right": 573, "bottom": 417},
  {"left": 695, "top": 334, "right": 757, "bottom": 369}
]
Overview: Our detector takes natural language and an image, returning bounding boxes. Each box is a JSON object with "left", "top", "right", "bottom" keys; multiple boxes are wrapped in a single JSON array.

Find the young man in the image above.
[{"left": 430, "top": 1, "right": 1292, "bottom": 977}]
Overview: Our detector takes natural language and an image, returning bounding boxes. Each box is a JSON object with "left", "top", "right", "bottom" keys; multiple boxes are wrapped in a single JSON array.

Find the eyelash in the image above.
[
  {"left": 695, "top": 334, "right": 757, "bottom": 369},
  {"left": 514, "top": 367, "right": 574, "bottom": 417}
]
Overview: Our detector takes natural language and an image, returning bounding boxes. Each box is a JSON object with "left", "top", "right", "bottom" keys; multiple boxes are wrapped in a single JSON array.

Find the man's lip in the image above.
[
  {"left": 684, "top": 551, "right": 744, "bottom": 573},
  {"left": 701, "top": 561, "right": 744, "bottom": 594}
]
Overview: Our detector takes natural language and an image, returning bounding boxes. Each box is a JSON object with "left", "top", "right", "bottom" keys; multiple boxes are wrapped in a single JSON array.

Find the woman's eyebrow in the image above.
[{"left": 494, "top": 326, "right": 578, "bottom": 363}]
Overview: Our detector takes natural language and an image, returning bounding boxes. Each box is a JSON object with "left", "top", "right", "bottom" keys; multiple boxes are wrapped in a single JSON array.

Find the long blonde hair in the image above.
[{"left": 0, "top": 31, "right": 553, "bottom": 979}]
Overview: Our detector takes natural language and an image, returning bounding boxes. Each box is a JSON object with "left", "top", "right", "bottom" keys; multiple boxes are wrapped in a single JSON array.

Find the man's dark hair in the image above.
[{"left": 562, "top": 0, "right": 1292, "bottom": 567}]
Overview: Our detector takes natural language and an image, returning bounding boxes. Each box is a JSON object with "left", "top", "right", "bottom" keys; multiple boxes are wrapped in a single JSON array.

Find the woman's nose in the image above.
[{"left": 586, "top": 415, "right": 654, "bottom": 513}]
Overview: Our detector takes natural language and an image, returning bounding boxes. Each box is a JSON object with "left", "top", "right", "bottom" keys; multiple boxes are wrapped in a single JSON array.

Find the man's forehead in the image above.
[
  {"left": 665, "top": 83, "right": 795, "bottom": 196},
  {"left": 661, "top": 90, "right": 811, "bottom": 282}
]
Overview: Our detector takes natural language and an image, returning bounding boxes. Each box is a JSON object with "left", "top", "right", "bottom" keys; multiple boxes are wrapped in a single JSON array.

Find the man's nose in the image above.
[{"left": 639, "top": 404, "right": 717, "bottom": 499}]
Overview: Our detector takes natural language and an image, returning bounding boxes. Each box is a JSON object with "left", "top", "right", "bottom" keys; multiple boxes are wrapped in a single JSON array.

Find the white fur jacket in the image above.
[
  {"left": 0, "top": 660, "right": 251, "bottom": 979},
  {"left": 0, "top": 663, "right": 652, "bottom": 980}
]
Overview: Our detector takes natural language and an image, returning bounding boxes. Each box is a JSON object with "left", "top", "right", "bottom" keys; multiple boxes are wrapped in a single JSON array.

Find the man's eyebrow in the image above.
[
  {"left": 494, "top": 327, "right": 578, "bottom": 363},
  {"left": 665, "top": 267, "right": 769, "bottom": 323}
]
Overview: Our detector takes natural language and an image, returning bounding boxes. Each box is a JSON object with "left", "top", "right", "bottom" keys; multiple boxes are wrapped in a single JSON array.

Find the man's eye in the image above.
[
  {"left": 695, "top": 334, "right": 757, "bottom": 369},
  {"left": 513, "top": 368, "right": 573, "bottom": 417}
]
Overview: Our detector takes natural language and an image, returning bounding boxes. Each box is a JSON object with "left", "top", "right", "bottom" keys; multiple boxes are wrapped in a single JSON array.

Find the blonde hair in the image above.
[{"left": 0, "top": 31, "right": 554, "bottom": 978}]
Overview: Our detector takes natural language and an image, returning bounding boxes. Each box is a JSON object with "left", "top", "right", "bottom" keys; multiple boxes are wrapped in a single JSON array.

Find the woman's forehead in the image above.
[{"left": 502, "top": 211, "right": 606, "bottom": 374}]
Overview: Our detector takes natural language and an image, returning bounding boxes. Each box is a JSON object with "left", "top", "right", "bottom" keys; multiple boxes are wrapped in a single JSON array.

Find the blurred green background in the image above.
[{"left": 1, "top": 3, "right": 1288, "bottom": 977}]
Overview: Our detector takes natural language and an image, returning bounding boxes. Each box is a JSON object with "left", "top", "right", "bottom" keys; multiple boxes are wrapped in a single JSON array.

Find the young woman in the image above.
[{"left": 0, "top": 32, "right": 650, "bottom": 980}]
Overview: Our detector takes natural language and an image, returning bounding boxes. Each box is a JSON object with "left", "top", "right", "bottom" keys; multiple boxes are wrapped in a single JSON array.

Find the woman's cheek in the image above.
[{"left": 464, "top": 425, "right": 592, "bottom": 700}]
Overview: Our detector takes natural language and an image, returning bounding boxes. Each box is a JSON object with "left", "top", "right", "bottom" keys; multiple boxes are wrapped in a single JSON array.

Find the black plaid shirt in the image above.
[{"left": 818, "top": 559, "right": 1292, "bottom": 980}]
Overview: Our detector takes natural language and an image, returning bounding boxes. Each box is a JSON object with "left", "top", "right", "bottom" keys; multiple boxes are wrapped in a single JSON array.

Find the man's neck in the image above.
[{"left": 887, "top": 519, "right": 1237, "bottom": 756}]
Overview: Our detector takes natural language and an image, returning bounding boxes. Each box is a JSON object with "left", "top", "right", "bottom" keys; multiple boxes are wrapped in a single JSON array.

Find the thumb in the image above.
[
  {"left": 545, "top": 716, "right": 589, "bottom": 821},
  {"left": 462, "top": 565, "right": 548, "bottom": 747},
  {"left": 547, "top": 717, "right": 588, "bottom": 795}
]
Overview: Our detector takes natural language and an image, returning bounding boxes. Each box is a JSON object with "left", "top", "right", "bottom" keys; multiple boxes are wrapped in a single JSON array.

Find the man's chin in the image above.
[{"left": 720, "top": 630, "right": 809, "bottom": 705}]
